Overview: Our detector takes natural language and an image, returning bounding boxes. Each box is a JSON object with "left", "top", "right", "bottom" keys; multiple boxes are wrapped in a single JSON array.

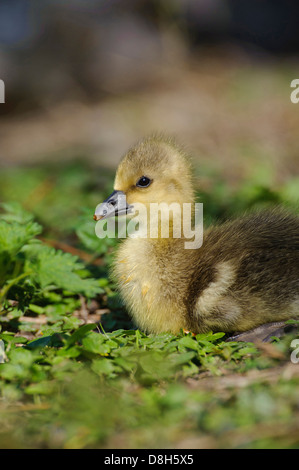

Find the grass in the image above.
[{"left": 0, "top": 160, "right": 298, "bottom": 449}]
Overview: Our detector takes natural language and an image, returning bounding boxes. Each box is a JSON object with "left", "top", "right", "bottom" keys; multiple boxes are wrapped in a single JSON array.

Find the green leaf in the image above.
[
  {"left": 24, "top": 244, "right": 101, "bottom": 297},
  {"left": 28, "top": 303, "right": 45, "bottom": 315},
  {"left": 168, "top": 351, "right": 196, "bottom": 366},
  {"left": 0, "top": 333, "right": 28, "bottom": 345},
  {"left": 0, "top": 220, "right": 42, "bottom": 255},
  {"left": 27, "top": 336, "right": 53, "bottom": 350},
  {"left": 91, "top": 358, "right": 120, "bottom": 377},
  {"left": 25, "top": 381, "right": 55, "bottom": 395},
  {"left": 178, "top": 335, "right": 200, "bottom": 351},
  {"left": 0, "top": 202, "right": 35, "bottom": 225},
  {"left": 66, "top": 323, "right": 98, "bottom": 346},
  {"left": 82, "top": 332, "right": 111, "bottom": 355}
]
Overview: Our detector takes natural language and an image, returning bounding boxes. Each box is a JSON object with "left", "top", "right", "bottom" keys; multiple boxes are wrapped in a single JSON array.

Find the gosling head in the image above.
[{"left": 94, "top": 136, "right": 194, "bottom": 222}]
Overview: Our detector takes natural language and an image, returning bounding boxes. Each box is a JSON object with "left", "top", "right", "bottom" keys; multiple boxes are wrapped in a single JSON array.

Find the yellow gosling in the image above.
[{"left": 94, "top": 136, "right": 299, "bottom": 336}]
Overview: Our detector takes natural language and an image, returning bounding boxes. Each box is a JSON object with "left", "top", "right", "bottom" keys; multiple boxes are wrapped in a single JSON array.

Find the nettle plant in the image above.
[{"left": 0, "top": 203, "right": 102, "bottom": 327}]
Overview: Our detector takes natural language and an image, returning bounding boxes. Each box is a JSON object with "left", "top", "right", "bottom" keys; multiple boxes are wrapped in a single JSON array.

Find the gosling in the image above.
[{"left": 94, "top": 136, "right": 299, "bottom": 336}]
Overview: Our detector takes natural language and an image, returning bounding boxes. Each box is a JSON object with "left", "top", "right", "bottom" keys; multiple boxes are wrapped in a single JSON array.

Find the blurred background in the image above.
[
  {"left": 1, "top": 3, "right": 299, "bottom": 448},
  {"left": 0, "top": 0, "right": 298, "bottom": 238}
]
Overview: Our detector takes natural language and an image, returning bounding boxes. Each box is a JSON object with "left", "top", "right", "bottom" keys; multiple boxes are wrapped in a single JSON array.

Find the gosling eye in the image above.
[{"left": 136, "top": 176, "right": 152, "bottom": 188}]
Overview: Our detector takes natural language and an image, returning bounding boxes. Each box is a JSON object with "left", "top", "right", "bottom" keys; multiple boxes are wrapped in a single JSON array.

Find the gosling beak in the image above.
[{"left": 94, "top": 190, "right": 132, "bottom": 221}]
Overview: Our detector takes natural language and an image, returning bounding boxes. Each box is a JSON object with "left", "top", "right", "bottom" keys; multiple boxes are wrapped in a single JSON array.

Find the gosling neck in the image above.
[{"left": 129, "top": 198, "right": 200, "bottom": 249}]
